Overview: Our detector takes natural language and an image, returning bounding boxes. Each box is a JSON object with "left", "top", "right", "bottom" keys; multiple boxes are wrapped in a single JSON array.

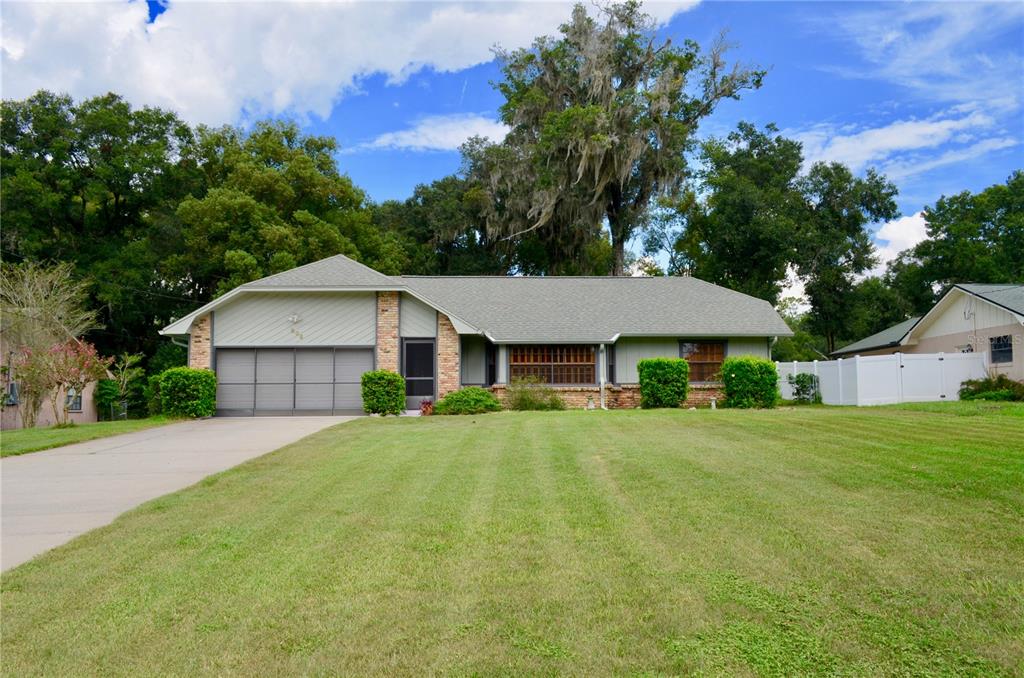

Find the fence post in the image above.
[
  {"left": 853, "top": 355, "right": 860, "bottom": 406},
  {"left": 837, "top": 357, "right": 844, "bottom": 405},
  {"left": 895, "top": 352, "right": 903, "bottom": 403},
  {"left": 811, "top": 360, "right": 819, "bottom": 403},
  {"left": 938, "top": 352, "right": 946, "bottom": 400}
]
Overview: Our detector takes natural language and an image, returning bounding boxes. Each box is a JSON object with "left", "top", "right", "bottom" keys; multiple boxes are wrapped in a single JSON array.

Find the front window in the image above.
[
  {"left": 990, "top": 335, "right": 1013, "bottom": 364},
  {"left": 509, "top": 345, "right": 596, "bottom": 384},
  {"left": 65, "top": 387, "right": 83, "bottom": 412},
  {"left": 680, "top": 341, "right": 726, "bottom": 382}
]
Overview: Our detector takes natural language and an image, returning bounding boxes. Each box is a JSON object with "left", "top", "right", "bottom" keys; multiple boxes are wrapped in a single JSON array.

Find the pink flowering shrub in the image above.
[{"left": 44, "top": 341, "right": 112, "bottom": 425}]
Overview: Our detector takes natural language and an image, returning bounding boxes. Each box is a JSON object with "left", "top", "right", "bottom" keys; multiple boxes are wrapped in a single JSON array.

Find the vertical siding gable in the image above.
[
  {"left": 916, "top": 291, "right": 1019, "bottom": 339},
  {"left": 213, "top": 292, "right": 376, "bottom": 346}
]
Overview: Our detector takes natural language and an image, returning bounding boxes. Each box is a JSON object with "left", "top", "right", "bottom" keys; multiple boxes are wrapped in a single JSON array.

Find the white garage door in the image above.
[{"left": 215, "top": 348, "right": 373, "bottom": 415}]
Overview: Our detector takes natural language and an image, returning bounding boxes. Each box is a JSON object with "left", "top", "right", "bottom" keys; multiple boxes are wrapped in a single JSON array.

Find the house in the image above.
[
  {"left": 832, "top": 283, "right": 1024, "bottom": 381},
  {"left": 160, "top": 254, "right": 793, "bottom": 414},
  {"left": 1, "top": 344, "right": 99, "bottom": 430}
]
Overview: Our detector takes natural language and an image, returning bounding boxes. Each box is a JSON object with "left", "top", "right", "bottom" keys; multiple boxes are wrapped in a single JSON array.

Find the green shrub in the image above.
[
  {"left": 506, "top": 377, "right": 566, "bottom": 411},
  {"left": 144, "top": 374, "right": 163, "bottom": 416},
  {"left": 964, "top": 389, "right": 1017, "bottom": 401},
  {"left": 159, "top": 367, "right": 217, "bottom": 418},
  {"left": 959, "top": 373, "right": 1024, "bottom": 401},
  {"left": 721, "top": 356, "right": 779, "bottom": 409},
  {"left": 97, "top": 377, "right": 146, "bottom": 419},
  {"left": 637, "top": 358, "right": 689, "bottom": 408},
  {"left": 434, "top": 387, "right": 502, "bottom": 415},
  {"left": 360, "top": 370, "right": 405, "bottom": 415},
  {"left": 94, "top": 379, "right": 120, "bottom": 420},
  {"left": 787, "top": 372, "right": 821, "bottom": 404}
]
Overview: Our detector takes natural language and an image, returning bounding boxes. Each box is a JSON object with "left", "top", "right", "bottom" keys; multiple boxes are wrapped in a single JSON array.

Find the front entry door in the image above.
[{"left": 402, "top": 339, "right": 435, "bottom": 410}]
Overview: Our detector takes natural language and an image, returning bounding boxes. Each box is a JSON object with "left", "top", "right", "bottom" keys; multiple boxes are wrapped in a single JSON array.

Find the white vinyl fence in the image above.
[{"left": 777, "top": 352, "right": 989, "bottom": 406}]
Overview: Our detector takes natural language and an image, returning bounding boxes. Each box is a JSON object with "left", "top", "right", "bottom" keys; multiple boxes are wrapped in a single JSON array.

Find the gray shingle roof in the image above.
[
  {"left": 400, "top": 275, "right": 792, "bottom": 342},
  {"left": 243, "top": 253, "right": 397, "bottom": 289},
  {"left": 162, "top": 253, "right": 793, "bottom": 340},
  {"left": 956, "top": 283, "right": 1024, "bottom": 316},
  {"left": 832, "top": 316, "right": 920, "bottom": 357}
]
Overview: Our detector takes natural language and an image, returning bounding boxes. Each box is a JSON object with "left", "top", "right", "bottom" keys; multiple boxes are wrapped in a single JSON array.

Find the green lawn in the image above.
[
  {"left": 3, "top": 404, "right": 1023, "bottom": 676},
  {"left": 1, "top": 416, "right": 173, "bottom": 457}
]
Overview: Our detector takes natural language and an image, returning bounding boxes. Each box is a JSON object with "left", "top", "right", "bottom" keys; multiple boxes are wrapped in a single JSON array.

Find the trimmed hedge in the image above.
[
  {"left": 721, "top": 356, "right": 778, "bottom": 408},
  {"left": 434, "top": 387, "right": 502, "bottom": 415},
  {"left": 361, "top": 370, "right": 405, "bottom": 415},
  {"left": 159, "top": 367, "right": 217, "bottom": 418},
  {"left": 637, "top": 358, "right": 689, "bottom": 409}
]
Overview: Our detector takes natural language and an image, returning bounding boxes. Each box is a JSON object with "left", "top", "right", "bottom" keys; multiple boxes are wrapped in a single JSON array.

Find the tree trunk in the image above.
[
  {"left": 611, "top": 236, "right": 626, "bottom": 276},
  {"left": 608, "top": 207, "right": 626, "bottom": 276}
]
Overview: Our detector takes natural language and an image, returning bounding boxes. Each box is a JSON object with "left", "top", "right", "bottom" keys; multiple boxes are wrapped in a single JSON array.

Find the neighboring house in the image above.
[
  {"left": 833, "top": 283, "right": 1024, "bottom": 381},
  {"left": 160, "top": 254, "right": 792, "bottom": 414},
  {"left": 0, "top": 345, "right": 98, "bottom": 430},
  {"left": 830, "top": 316, "right": 922, "bottom": 358}
]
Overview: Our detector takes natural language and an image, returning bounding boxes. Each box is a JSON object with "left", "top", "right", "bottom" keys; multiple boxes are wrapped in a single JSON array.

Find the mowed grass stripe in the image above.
[{"left": 2, "top": 404, "right": 1022, "bottom": 676}]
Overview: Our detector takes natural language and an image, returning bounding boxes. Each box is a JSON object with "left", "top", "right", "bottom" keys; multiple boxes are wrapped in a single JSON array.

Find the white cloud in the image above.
[
  {"left": 795, "top": 110, "right": 995, "bottom": 173},
  {"left": 880, "top": 137, "right": 1018, "bottom": 182},
  {"left": 0, "top": 0, "right": 699, "bottom": 126},
  {"left": 359, "top": 113, "right": 507, "bottom": 152},
  {"left": 870, "top": 212, "right": 928, "bottom": 275},
  {"left": 791, "top": 107, "right": 1018, "bottom": 182},
  {"left": 820, "top": 2, "right": 1024, "bottom": 108}
]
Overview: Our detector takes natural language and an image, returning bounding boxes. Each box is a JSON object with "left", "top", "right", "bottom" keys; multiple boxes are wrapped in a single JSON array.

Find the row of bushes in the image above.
[
  {"left": 637, "top": 356, "right": 779, "bottom": 409},
  {"left": 360, "top": 355, "right": 781, "bottom": 417},
  {"left": 135, "top": 356, "right": 783, "bottom": 421}
]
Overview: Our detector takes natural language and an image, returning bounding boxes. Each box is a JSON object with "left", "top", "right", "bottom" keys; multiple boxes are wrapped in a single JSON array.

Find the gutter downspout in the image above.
[{"left": 599, "top": 344, "right": 607, "bottom": 410}]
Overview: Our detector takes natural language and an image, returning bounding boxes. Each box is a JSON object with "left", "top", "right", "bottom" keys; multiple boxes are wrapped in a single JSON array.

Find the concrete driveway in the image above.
[{"left": 1, "top": 416, "right": 353, "bottom": 570}]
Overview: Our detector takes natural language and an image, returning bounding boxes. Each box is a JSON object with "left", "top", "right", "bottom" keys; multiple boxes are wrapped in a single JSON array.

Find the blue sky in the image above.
[{"left": 3, "top": 1, "right": 1022, "bottom": 273}]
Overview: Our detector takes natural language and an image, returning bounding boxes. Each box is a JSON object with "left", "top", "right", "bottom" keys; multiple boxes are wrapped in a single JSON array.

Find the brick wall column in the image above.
[
  {"left": 376, "top": 291, "right": 400, "bottom": 372},
  {"left": 437, "top": 313, "right": 460, "bottom": 398},
  {"left": 188, "top": 314, "right": 212, "bottom": 370}
]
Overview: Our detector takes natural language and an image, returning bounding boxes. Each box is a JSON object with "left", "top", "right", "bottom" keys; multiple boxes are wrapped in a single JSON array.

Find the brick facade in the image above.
[
  {"left": 489, "top": 382, "right": 724, "bottom": 409},
  {"left": 437, "top": 314, "right": 461, "bottom": 398},
  {"left": 682, "top": 384, "right": 724, "bottom": 408},
  {"left": 375, "top": 291, "right": 400, "bottom": 372},
  {"left": 188, "top": 314, "right": 212, "bottom": 370}
]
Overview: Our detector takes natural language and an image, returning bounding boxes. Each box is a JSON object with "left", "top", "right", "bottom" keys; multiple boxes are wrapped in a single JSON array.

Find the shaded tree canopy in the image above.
[
  {"left": 371, "top": 174, "right": 509, "bottom": 276},
  {"left": 468, "top": 0, "right": 764, "bottom": 275},
  {"left": 1, "top": 91, "right": 199, "bottom": 358},
  {"left": 167, "top": 121, "right": 370, "bottom": 296},
  {"left": 670, "top": 122, "right": 804, "bottom": 304},
  {"left": 795, "top": 163, "right": 899, "bottom": 352}
]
